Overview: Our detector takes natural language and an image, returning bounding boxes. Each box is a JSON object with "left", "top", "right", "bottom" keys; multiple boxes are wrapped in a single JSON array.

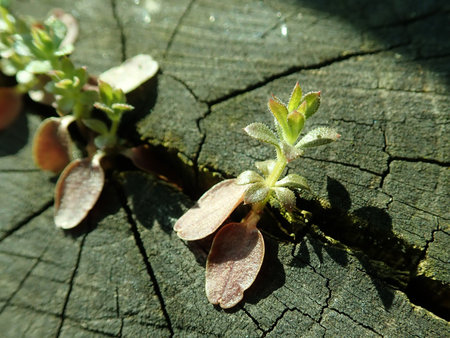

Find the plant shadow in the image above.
[{"left": 322, "top": 177, "right": 397, "bottom": 310}]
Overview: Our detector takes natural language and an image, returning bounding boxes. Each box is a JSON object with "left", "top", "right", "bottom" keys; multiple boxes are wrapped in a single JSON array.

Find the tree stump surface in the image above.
[{"left": 1, "top": 0, "right": 449, "bottom": 336}]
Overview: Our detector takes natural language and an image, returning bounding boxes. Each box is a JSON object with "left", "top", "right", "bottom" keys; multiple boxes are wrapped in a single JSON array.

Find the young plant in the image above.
[
  {"left": 0, "top": 3, "right": 158, "bottom": 229},
  {"left": 175, "top": 82, "right": 340, "bottom": 308}
]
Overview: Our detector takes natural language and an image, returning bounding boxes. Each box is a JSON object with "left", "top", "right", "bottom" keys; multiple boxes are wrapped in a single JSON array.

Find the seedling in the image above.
[
  {"left": 175, "top": 82, "right": 340, "bottom": 308},
  {"left": 0, "top": 3, "right": 158, "bottom": 228}
]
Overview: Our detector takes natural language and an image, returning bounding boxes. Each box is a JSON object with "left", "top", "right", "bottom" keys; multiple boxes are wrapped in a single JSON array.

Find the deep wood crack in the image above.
[{"left": 114, "top": 181, "right": 174, "bottom": 336}]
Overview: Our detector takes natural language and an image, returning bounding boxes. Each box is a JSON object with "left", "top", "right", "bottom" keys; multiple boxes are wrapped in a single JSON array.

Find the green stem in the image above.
[
  {"left": 247, "top": 148, "right": 288, "bottom": 222},
  {"left": 265, "top": 148, "right": 287, "bottom": 187},
  {"left": 109, "top": 117, "right": 119, "bottom": 138}
]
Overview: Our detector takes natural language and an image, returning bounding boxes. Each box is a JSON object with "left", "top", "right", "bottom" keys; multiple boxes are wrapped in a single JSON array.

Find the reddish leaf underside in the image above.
[
  {"left": 33, "top": 117, "right": 72, "bottom": 173},
  {"left": 54, "top": 157, "right": 104, "bottom": 229},
  {"left": 206, "top": 222, "right": 265, "bottom": 309},
  {"left": 174, "top": 179, "right": 247, "bottom": 241},
  {"left": 0, "top": 87, "right": 22, "bottom": 130}
]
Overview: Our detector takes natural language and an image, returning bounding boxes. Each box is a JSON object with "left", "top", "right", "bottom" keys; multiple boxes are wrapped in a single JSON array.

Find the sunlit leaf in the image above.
[
  {"left": 32, "top": 116, "right": 73, "bottom": 172},
  {"left": 302, "top": 91, "right": 321, "bottom": 119},
  {"left": 174, "top": 179, "right": 247, "bottom": 241},
  {"left": 244, "top": 182, "right": 270, "bottom": 204},
  {"left": 275, "top": 173, "right": 309, "bottom": 191},
  {"left": 206, "top": 222, "right": 265, "bottom": 309},
  {"left": 287, "top": 82, "right": 302, "bottom": 112},
  {"left": 280, "top": 142, "right": 304, "bottom": 162},
  {"left": 54, "top": 155, "right": 105, "bottom": 229},
  {"left": 296, "top": 127, "right": 340, "bottom": 148},
  {"left": 268, "top": 97, "right": 288, "bottom": 132},
  {"left": 255, "top": 159, "right": 276, "bottom": 177},
  {"left": 244, "top": 122, "right": 279, "bottom": 148},
  {"left": 51, "top": 9, "right": 79, "bottom": 48},
  {"left": 236, "top": 170, "right": 263, "bottom": 185},
  {"left": 273, "top": 187, "right": 296, "bottom": 211}
]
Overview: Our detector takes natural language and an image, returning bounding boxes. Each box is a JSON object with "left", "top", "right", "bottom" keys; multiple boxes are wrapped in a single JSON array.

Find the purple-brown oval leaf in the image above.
[
  {"left": 174, "top": 179, "right": 246, "bottom": 241},
  {"left": 54, "top": 157, "right": 105, "bottom": 229},
  {"left": 206, "top": 222, "right": 265, "bottom": 309}
]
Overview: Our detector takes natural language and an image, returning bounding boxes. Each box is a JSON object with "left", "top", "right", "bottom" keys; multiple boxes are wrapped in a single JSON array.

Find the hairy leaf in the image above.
[
  {"left": 275, "top": 174, "right": 310, "bottom": 191},
  {"left": 296, "top": 127, "right": 340, "bottom": 148},
  {"left": 32, "top": 116, "right": 73, "bottom": 172},
  {"left": 244, "top": 182, "right": 270, "bottom": 204},
  {"left": 255, "top": 159, "right": 276, "bottom": 177},
  {"left": 174, "top": 179, "right": 246, "bottom": 241},
  {"left": 302, "top": 91, "right": 321, "bottom": 119},
  {"left": 82, "top": 118, "right": 108, "bottom": 135},
  {"left": 281, "top": 142, "right": 304, "bottom": 162},
  {"left": 268, "top": 97, "right": 288, "bottom": 132},
  {"left": 54, "top": 156, "right": 105, "bottom": 229},
  {"left": 206, "top": 222, "right": 265, "bottom": 309},
  {"left": 287, "top": 82, "right": 302, "bottom": 112},
  {"left": 273, "top": 187, "right": 296, "bottom": 211},
  {"left": 244, "top": 122, "right": 279, "bottom": 147},
  {"left": 236, "top": 170, "right": 263, "bottom": 185}
]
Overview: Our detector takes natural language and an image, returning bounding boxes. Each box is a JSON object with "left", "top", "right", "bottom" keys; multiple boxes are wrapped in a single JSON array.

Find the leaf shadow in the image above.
[
  {"left": 324, "top": 177, "right": 395, "bottom": 310},
  {"left": 121, "top": 171, "right": 187, "bottom": 235}
]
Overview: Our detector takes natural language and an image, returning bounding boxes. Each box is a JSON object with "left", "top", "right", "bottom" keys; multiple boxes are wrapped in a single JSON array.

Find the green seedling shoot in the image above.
[
  {"left": 175, "top": 82, "right": 340, "bottom": 308},
  {"left": 0, "top": 2, "right": 158, "bottom": 229}
]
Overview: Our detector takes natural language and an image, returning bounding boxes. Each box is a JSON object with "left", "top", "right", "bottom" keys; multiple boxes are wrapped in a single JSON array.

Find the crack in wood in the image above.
[
  {"left": 0, "top": 199, "right": 53, "bottom": 243},
  {"left": 369, "top": 7, "right": 448, "bottom": 30},
  {"left": 113, "top": 181, "right": 174, "bottom": 336},
  {"left": 111, "top": 0, "right": 127, "bottom": 62},
  {"left": 55, "top": 233, "right": 87, "bottom": 338},
  {"left": 203, "top": 42, "right": 410, "bottom": 107},
  {"left": 0, "top": 242, "right": 51, "bottom": 315},
  {"left": 163, "top": 0, "right": 196, "bottom": 59},
  {"left": 329, "top": 308, "right": 384, "bottom": 337}
]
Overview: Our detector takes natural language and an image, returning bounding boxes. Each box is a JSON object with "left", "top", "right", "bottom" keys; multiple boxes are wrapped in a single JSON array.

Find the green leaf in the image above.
[
  {"left": 45, "top": 16, "right": 67, "bottom": 45},
  {"left": 25, "top": 60, "right": 51, "bottom": 74},
  {"left": 281, "top": 142, "right": 304, "bottom": 162},
  {"left": 93, "top": 102, "right": 114, "bottom": 115},
  {"left": 255, "top": 159, "right": 276, "bottom": 177},
  {"left": 56, "top": 95, "right": 75, "bottom": 114},
  {"left": 268, "top": 97, "right": 289, "bottom": 132},
  {"left": 54, "top": 78, "right": 73, "bottom": 89},
  {"left": 16, "top": 70, "right": 34, "bottom": 84},
  {"left": 60, "top": 57, "right": 75, "bottom": 75},
  {"left": 82, "top": 118, "right": 108, "bottom": 134},
  {"left": 244, "top": 182, "right": 270, "bottom": 204},
  {"left": 244, "top": 122, "right": 279, "bottom": 148},
  {"left": 302, "top": 91, "right": 321, "bottom": 119},
  {"left": 79, "top": 90, "right": 98, "bottom": 105},
  {"left": 273, "top": 187, "right": 296, "bottom": 211},
  {"left": 287, "top": 82, "right": 302, "bottom": 112},
  {"left": 236, "top": 170, "right": 264, "bottom": 185},
  {"left": 111, "top": 102, "right": 134, "bottom": 112},
  {"left": 286, "top": 110, "right": 305, "bottom": 144},
  {"left": 275, "top": 174, "right": 309, "bottom": 191},
  {"left": 98, "top": 80, "right": 114, "bottom": 105},
  {"left": 94, "top": 134, "right": 116, "bottom": 149},
  {"left": 296, "top": 127, "right": 340, "bottom": 148},
  {"left": 54, "top": 43, "right": 73, "bottom": 56}
]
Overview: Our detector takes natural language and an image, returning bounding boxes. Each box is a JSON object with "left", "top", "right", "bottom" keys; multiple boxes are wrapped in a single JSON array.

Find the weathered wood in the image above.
[{"left": 1, "top": 0, "right": 449, "bottom": 336}]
